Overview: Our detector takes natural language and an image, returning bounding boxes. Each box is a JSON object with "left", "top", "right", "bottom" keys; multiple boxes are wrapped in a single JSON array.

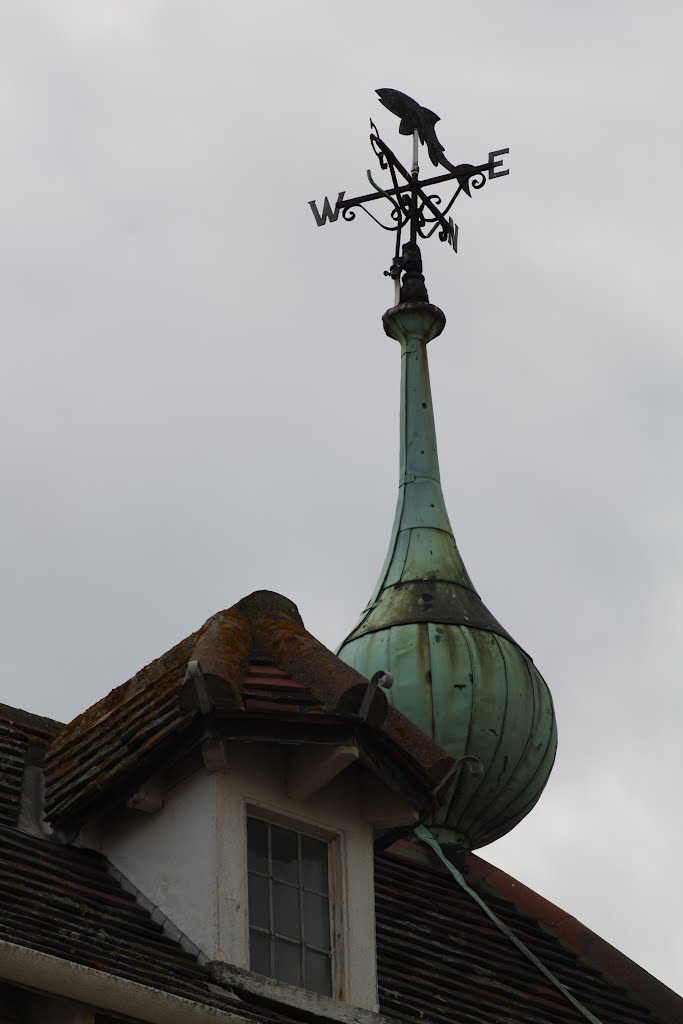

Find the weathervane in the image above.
[{"left": 310, "top": 88, "right": 509, "bottom": 304}]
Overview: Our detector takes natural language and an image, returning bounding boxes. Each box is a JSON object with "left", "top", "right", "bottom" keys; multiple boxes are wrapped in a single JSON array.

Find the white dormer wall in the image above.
[{"left": 96, "top": 741, "right": 409, "bottom": 1011}]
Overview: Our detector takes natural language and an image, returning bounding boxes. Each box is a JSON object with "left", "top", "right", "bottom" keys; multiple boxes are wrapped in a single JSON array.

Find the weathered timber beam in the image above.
[
  {"left": 286, "top": 744, "right": 358, "bottom": 800},
  {"left": 125, "top": 772, "right": 165, "bottom": 814},
  {"left": 361, "top": 776, "right": 419, "bottom": 829}
]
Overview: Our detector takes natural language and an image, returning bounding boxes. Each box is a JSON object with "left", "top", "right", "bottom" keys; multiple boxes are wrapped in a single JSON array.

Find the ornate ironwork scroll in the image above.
[{"left": 309, "top": 88, "right": 509, "bottom": 302}]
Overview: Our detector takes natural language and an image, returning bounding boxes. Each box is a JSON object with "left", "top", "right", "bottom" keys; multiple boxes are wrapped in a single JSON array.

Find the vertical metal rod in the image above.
[
  {"left": 409, "top": 131, "right": 419, "bottom": 246},
  {"left": 409, "top": 182, "right": 418, "bottom": 245}
]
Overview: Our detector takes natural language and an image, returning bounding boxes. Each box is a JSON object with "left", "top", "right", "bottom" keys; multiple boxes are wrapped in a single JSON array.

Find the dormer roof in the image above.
[{"left": 43, "top": 591, "right": 454, "bottom": 830}]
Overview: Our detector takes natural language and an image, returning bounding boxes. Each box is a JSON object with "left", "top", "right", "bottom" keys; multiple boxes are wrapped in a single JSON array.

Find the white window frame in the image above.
[{"left": 244, "top": 802, "right": 347, "bottom": 1000}]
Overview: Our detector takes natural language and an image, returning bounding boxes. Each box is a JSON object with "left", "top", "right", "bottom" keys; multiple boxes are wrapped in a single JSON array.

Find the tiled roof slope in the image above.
[
  {"left": 44, "top": 591, "right": 453, "bottom": 828},
  {"left": 0, "top": 822, "right": 322, "bottom": 1024},
  {"left": 0, "top": 704, "right": 62, "bottom": 827},
  {"left": 0, "top": 817, "right": 678, "bottom": 1024},
  {"left": 375, "top": 846, "right": 681, "bottom": 1024}
]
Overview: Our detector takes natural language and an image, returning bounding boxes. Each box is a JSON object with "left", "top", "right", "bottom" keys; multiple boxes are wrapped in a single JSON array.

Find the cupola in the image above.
[{"left": 337, "top": 300, "right": 557, "bottom": 854}]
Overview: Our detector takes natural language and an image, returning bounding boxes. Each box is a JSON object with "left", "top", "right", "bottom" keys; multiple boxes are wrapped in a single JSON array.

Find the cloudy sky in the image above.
[{"left": 1, "top": 0, "right": 682, "bottom": 998}]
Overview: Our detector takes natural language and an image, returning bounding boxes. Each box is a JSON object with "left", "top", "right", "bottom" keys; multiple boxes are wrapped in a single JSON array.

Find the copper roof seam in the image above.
[
  {"left": 455, "top": 632, "right": 512, "bottom": 836},
  {"left": 470, "top": 772, "right": 548, "bottom": 848},
  {"left": 467, "top": 650, "right": 543, "bottom": 842},
  {"left": 463, "top": 632, "right": 533, "bottom": 838},
  {"left": 441, "top": 624, "right": 476, "bottom": 829},
  {"left": 471, "top": 716, "right": 558, "bottom": 846},
  {"left": 382, "top": 569, "right": 480, "bottom": 591}
]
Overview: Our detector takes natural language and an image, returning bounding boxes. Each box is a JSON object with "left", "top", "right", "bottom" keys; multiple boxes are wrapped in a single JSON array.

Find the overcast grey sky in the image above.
[{"left": 1, "top": 0, "right": 681, "bottom": 997}]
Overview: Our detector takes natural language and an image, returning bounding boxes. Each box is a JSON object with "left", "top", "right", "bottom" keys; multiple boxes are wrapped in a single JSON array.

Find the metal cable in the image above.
[{"left": 413, "top": 824, "right": 604, "bottom": 1024}]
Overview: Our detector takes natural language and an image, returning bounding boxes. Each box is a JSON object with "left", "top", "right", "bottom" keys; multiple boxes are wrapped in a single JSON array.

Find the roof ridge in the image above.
[{"left": 0, "top": 702, "right": 64, "bottom": 736}]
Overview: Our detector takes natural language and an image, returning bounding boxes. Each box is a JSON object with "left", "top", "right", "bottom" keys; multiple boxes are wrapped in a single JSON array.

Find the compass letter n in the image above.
[{"left": 309, "top": 192, "right": 346, "bottom": 227}]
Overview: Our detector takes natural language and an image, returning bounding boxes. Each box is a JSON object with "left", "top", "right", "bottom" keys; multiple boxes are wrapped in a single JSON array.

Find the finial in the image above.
[
  {"left": 309, "top": 88, "right": 509, "bottom": 302},
  {"left": 397, "top": 242, "right": 429, "bottom": 304}
]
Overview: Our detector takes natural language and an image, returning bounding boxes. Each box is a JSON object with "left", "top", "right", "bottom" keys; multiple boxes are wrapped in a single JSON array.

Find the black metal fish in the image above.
[{"left": 376, "top": 88, "right": 476, "bottom": 197}]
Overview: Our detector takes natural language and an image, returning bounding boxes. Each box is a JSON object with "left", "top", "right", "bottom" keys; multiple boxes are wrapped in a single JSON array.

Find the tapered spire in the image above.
[{"left": 340, "top": 302, "right": 513, "bottom": 651}]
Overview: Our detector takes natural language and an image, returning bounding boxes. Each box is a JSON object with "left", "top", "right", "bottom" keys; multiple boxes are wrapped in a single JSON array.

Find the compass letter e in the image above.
[{"left": 309, "top": 192, "right": 346, "bottom": 227}]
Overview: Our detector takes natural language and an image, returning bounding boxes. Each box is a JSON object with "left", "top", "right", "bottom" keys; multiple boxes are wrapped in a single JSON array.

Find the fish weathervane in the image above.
[{"left": 309, "top": 88, "right": 509, "bottom": 303}]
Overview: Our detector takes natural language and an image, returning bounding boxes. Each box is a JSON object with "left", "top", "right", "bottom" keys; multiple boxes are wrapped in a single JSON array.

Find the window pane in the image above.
[
  {"left": 301, "top": 835, "right": 328, "bottom": 893},
  {"left": 274, "top": 938, "right": 302, "bottom": 987},
  {"left": 250, "top": 929, "right": 271, "bottom": 977},
  {"left": 271, "top": 825, "right": 299, "bottom": 883},
  {"left": 273, "top": 880, "right": 300, "bottom": 939},
  {"left": 248, "top": 872, "right": 270, "bottom": 931},
  {"left": 303, "top": 892, "right": 330, "bottom": 950},
  {"left": 247, "top": 817, "right": 333, "bottom": 995},
  {"left": 247, "top": 818, "right": 269, "bottom": 874},
  {"left": 307, "top": 946, "right": 333, "bottom": 995},
  {"left": 305, "top": 948, "right": 332, "bottom": 996}
]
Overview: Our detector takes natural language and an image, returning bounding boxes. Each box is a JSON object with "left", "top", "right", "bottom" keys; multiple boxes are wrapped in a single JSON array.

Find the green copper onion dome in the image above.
[{"left": 337, "top": 301, "right": 557, "bottom": 852}]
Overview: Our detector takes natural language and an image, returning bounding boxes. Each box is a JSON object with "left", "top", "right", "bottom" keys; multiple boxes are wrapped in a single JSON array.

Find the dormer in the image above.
[{"left": 43, "top": 591, "right": 454, "bottom": 1012}]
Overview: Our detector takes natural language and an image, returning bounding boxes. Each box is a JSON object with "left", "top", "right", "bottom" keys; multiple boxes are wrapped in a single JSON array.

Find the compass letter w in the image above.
[{"left": 309, "top": 192, "right": 346, "bottom": 227}]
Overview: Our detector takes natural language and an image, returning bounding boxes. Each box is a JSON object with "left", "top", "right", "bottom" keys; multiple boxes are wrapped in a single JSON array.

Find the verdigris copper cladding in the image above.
[{"left": 337, "top": 303, "right": 557, "bottom": 852}]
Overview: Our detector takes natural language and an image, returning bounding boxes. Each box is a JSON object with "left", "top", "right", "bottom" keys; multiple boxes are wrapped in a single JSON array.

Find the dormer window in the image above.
[
  {"left": 70, "top": 594, "right": 447, "bottom": 1013},
  {"left": 247, "top": 815, "right": 333, "bottom": 995}
]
